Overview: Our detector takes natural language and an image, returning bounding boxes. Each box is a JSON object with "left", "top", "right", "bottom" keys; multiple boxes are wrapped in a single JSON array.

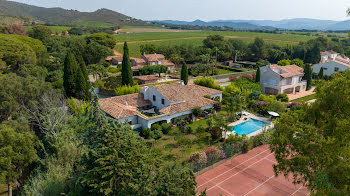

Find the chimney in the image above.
[
  {"left": 124, "top": 101, "right": 128, "bottom": 106},
  {"left": 180, "top": 80, "right": 184, "bottom": 86}
]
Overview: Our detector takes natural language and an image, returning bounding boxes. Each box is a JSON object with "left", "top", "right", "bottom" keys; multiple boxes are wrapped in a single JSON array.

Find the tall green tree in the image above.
[
  {"left": 304, "top": 64, "right": 312, "bottom": 90},
  {"left": 250, "top": 37, "right": 266, "bottom": 61},
  {"left": 63, "top": 52, "right": 79, "bottom": 98},
  {"left": 0, "top": 122, "right": 37, "bottom": 196},
  {"left": 29, "top": 25, "right": 52, "bottom": 41},
  {"left": 318, "top": 67, "right": 324, "bottom": 79},
  {"left": 181, "top": 61, "right": 188, "bottom": 85},
  {"left": 270, "top": 70, "right": 350, "bottom": 194},
  {"left": 255, "top": 67, "right": 261, "bottom": 83},
  {"left": 76, "top": 56, "right": 91, "bottom": 100},
  {"left": 121, "top": 42, "right": 133, "bottom": 86}
]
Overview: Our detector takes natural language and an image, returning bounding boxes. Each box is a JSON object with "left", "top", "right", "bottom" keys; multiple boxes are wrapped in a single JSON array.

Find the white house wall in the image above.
[
  {"left": 141, "top": 87, "right": 171, "bottom": 110},
  {"left": 313, "top": 61, "right": 349, "bottom": 75}
]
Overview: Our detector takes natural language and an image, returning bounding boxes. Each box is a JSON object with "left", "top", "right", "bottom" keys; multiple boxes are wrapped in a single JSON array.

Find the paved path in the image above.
[
  {"left": 196, "top": 145, "right": 309, "bottom": 196},
  {"left": 288, "top": 87, "right": 315, "bottom": 101}
]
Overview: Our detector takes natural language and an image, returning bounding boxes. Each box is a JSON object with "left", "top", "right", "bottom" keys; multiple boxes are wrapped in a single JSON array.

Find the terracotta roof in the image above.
[
  {"left": 134, "top": 75, "right": 159, "bottom": 81},
  {"left": 143, "top": 54, "right": 165, "bottom": 61},
  {"left": 99, "top": 93, "right": 152, "bottom": 119},
  {"left": 270, "top": 64, "right": 304, "bottom": 78},
  {"left": 131, "top": 57, "right": 147, "bottom": 65},
  {"left": 106, "top": 56, "right": 123, "bottom": 62},
  {"left": 131, "top": 65, "right": 145, "bottom": 71},
  {"left": 163, "top": 60, "right": 175, "bottom": 67},
  {"left": 154, "top": 83, "right": 222, "bottom": 103}
]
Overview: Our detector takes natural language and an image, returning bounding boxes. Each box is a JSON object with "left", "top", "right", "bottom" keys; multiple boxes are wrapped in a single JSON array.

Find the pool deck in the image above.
[{"left": 227, "top": 113, "right": 274, "bottom": 138}]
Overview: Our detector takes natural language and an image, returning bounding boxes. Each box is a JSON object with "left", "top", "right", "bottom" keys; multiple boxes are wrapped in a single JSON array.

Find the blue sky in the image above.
[{"left": 13, "top": 0, "right": 350, "bottom": 21}]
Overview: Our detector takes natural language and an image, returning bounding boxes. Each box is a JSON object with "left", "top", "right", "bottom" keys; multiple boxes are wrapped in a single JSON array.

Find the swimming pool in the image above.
[{"left": 231, "top": 118, "right": 270, "bottom": 136}]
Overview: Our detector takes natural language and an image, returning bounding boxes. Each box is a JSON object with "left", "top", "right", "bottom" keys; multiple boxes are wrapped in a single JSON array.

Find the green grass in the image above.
[
  {"left": 115, "top": 31, "right": 316, "bottom": 43},
  {"left": 24, "top": 25, "right": 71, "bottom": 34},
  {"left": 292, "top": 93, "right": 316, "bottom": 103},
  {"left": 74, "top": 21, "right": 115, "bottom": 28}
]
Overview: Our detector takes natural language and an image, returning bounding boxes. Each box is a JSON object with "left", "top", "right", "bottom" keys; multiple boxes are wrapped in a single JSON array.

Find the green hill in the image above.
[{"left": 0, "top": 0, "right": 145, "bottom": 25}]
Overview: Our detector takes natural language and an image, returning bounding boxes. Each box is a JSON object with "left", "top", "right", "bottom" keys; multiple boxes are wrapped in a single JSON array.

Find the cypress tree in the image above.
[
  {"left": 77, "top": 56, "right": 91, "bottom": 100},
  {"left": 255, "top": 67, "right": 261, "bottom": 83},
  {"left": 318, "top": 67, "right": 324, "bottom": 79},
  {"left": 121, "top": 42, "right": 133, "bottom": 86},
  {"left": 304, "top": 64, "right": 312, "bottom": 90},
  {"left": 63, "top": 52, "right": 79, "bottom": 98},
  {"left": 181, "top": 61, "right": 188, "bottom": 85}
]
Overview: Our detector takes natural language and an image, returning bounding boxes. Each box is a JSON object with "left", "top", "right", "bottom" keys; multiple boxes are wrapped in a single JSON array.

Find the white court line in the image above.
[
  {"left": 216, "top": 184, "right": 234, "bottom": 196},
  {"left": 207, "top": 152, "right": 274, "bottom": 191},
  {"left": 291, "top": 185, "right": 306, "bottom": 196},
  {"left": 244, "top": 175, "right": 275, "bottom": 196},
  {"left": 197, "top": 147, "right": 271, "bottom": 189}
]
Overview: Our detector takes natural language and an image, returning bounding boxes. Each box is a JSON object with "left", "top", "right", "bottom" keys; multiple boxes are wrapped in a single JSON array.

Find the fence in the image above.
[{"left": 187, "top": 130, "right": 271, "bottom": 175}]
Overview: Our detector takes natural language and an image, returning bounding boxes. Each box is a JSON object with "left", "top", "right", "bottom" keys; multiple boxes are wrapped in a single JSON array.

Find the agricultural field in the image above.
[
  {"left": 115, "top": 31, "right": 316, "bottom": 43},
  {"left": 24, "top": 25, "right": 71, "bottom": 34},
  {"left": 115, "top": 36, "right": 293, "bottom": 57},
  {"left": 74, "top": 21, "right": 115, "bottom": 28},
  {"left": 118, "top": 25, "right": 194, "bottom": 33}
]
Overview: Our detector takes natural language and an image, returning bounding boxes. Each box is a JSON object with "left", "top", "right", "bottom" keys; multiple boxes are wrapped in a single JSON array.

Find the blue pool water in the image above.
[{"left": 231, "top": 119, "right": 270, "bottom": 136}]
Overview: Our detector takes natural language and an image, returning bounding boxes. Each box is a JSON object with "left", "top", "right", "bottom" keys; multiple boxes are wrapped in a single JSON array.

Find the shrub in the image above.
[
  {"left": 276, "top": 93, "right": 289, "bottom": 102},
  {"left": 192, "top": 107, "right": 202, "bottom": 117},
  {"left": 107, "top": 67, "right": 119, "bottom": 73},
  {"left": 190, "top": 152, "right": 208, "bottom": 169},
  {"left": 161, "top": 123, "right": 172, "bottom": 134},
  {"left": 205, "top": 146, "right": 226, "bottom": 164},
  {"left": 249, "top": 91, "right": 261, "bottom": 100},
  {"left": 269, "top": 101, "right": 286, "bottom": 113},
  {"left": 214, "top": 103, "right": 221, "bottom": 111},
  {"left": 242, "top": 139, "right": 253, "bottom": 153},
  {"left": 252, "top": 134, "right": 266, "bottom": 147},
  {"left": 210, "top": 127, "right": 222, "bottom": 141},
  {"left": 194, "top": 77, "right": 222, "bottom": 90},
  {"left": 151, "top": 124, "right": 162, "bottom": 131},
  {"left": 115, "top": 85, "right": 140, "bottom": 96},
  {"left": 140, "top": 128, "right": 151, "bottom": 139},
  {"left": 151, "top": 129, "right": 163, "bottom": 140},
  {"left": 287, "top": 102, "right": 302, "bottom": 110}
]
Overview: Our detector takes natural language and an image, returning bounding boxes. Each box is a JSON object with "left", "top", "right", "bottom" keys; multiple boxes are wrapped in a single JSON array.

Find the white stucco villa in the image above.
[
  {"left": 99, "top": 82, "right": 222, "bottom": 130},
  {"left": 260, "top": 64, "right": 307, "bottom": 95},
  {"left": 313, "top": 51, "right": 350, "bottom": 75}
]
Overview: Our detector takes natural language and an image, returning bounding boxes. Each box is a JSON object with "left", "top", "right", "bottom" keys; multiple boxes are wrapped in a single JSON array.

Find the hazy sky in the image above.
[{"left": 13, "top": 0, "right": 350, "bottom": 21}]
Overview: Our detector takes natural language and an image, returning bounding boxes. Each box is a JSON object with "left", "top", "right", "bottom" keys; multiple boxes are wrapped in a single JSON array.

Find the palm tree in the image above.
[
  {"left": 170, "top": 54, "right": 183, "bottom": 69},
  {"left": 200, "top": 54, "right": 211, "bottom": 76},
  {"left": 210, "top": 59, "right": 217, "bottom": 76},
  {"left": 213, "top": 47, "right": 219, "bottom": 61}
]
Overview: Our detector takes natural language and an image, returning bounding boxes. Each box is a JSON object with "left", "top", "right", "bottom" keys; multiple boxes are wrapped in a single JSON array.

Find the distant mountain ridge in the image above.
[
  {"left": 158, "top": 18, "right": 350, "bottom": 31},
  {"left": 0, "top": 0, "right": 145, "bottom": 25}
]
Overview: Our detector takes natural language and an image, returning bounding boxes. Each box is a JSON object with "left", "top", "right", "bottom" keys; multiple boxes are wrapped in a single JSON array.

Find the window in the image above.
[
  {"left": 334, "top": 67, "right": 339, "bottom": 72},
  {"left": 153, "top": 95, "right": 156, "bottom": 101},
  {"left": 322, "top": 67, "right": 328, "bottom": 70},
  {"left": 162, "top": 99, "right": 165, "bottom": 105}
]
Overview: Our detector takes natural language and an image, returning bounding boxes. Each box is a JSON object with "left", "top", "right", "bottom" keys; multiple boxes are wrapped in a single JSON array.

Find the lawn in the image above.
[
  {"left": 292, "top": 93, "right": 317, "bottom": 103},
  {"left": 121, "top": 25, "right": 166, "bottom": 29}
]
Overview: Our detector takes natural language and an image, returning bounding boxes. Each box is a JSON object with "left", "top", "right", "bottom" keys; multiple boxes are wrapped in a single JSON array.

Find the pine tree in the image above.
[
  {"left": 181, "top": 61, "right": 188, "bottom": 85},
  {"left": 304, "top": 64, "right": 312, "bottom": 90},
  {"left": 121, "top": 42, "right": 133, "bottom": 86},
  {"left": 63, "top": 52, "right": 79, "bottom": 98},
  {"left": 255, "top": 67, "right": 261, "bottom": 83},
  {"left": 318, "top": 67, "right": 324, "bottom": 79}
]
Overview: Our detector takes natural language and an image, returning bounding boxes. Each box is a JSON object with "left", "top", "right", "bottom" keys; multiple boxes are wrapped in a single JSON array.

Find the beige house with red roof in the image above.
[
  {"left": 260, "top": 64, "right": 307, "bottom": 95},
  {"left": 131, "top": 53, "right": 175, "bottom": 72},
  {"left": 313, "top": 51, "right": 350, "bottom": 75},
  {"left": 99, "top": 82, "right": 222, "bottom": 130}
]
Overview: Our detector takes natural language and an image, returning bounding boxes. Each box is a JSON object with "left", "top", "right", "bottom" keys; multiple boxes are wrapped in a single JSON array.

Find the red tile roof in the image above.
[
  {"left": 163, "top": 60, "right": 175, "bottom": 67},
  {"left": 143, "top": 54, "right": 165, "bottom": 61},
  {"left": 134, "top": 75, "right": 159, "bottom": 81},
  {"left": 270, "top": 64, "right": 304, "bottom": 78}
]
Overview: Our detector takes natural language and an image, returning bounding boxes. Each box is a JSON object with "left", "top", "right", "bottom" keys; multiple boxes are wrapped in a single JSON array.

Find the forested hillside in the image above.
[{"left": 0, "top": 0, "right": 145, "bottom": 25}]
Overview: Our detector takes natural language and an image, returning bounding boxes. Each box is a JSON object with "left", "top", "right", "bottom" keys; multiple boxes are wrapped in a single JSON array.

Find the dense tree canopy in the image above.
[
  {"left": 270, "top": 71, "right": 350, "bottom": 194},
  {"left": 121, "top": 42, "right": 133, "bottom": 86},
  {"left": 86, "top": 32, "right": 117, "bottom": 49}
]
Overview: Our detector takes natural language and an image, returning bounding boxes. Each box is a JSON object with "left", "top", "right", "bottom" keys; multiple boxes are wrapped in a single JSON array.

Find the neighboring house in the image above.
[
  {"left": 131, "top": 53, "right": 175, "bottom": 72},
  {"left": 313, "top": 51, "right": 350, "bottom": 75},
  {"left": 134, "top": 75, "right": 159, "bottom": 85},
  {"left": 99, "top": 82, "right": 222, "bottom": 130},
  {"left": 106, "top": 56, "right": 123, "bottom": 66},
  {"left": 260, "top": 64, "right": 307, "bottom": 95}
]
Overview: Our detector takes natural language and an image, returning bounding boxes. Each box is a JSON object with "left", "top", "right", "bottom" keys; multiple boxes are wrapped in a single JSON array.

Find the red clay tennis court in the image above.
[{"left": 196, "top": 145, "right": 309, "bottom": 196}]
